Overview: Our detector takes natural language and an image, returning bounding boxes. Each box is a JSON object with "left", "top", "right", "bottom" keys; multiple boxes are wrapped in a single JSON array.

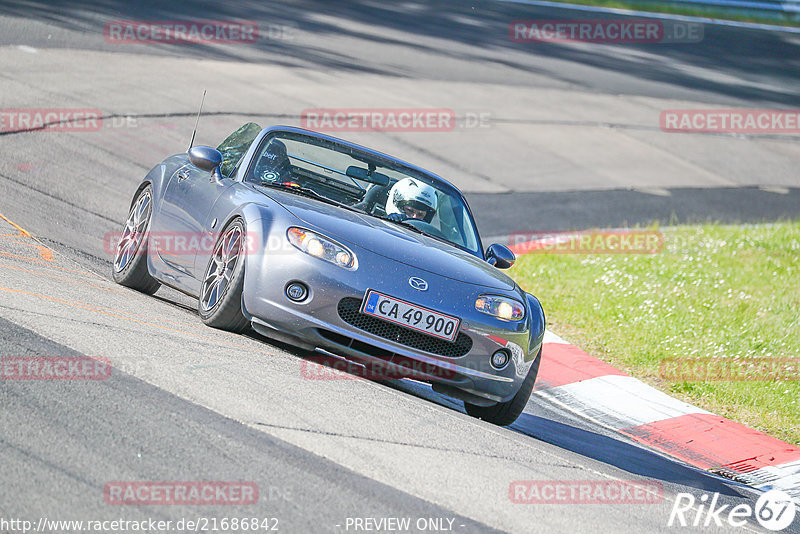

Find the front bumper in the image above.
[{"left": 242, "top": 235, "right": 541, "bottom": 403}]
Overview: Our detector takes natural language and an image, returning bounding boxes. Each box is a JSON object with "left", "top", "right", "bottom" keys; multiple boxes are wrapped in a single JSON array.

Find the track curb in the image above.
[{"left": 534, "top": 330, "right": 800, "bottom": 500}]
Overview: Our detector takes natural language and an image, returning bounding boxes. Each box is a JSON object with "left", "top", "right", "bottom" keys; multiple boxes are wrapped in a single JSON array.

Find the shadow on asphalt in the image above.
[
  {"left": 511, "top": 412, "right": 746, "bottom": 496},
  {"left": 2, "top": 0, "right": 799, "bottom": 105},
  {"left": 385, "top": 372, "right": 747, "bottom": 497},
  {"left": 293, "top": 354, "right": 747, "bottom": 497}
]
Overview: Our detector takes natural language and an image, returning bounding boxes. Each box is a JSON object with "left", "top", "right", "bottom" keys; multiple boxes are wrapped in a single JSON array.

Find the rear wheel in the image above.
[
  {"left": 112, "top": 185, "right": 161, "bottom": 295},
  {"left": 465, "top": 347, "right": 542, "bottom": 426},
  {"left": 198, "top": 218, "right": 250, "bottom": 333}
]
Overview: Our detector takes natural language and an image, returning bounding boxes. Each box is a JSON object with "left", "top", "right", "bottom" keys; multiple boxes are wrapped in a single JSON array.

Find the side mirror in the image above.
[
  {"left": 485, "top": 244, "right": 515, "bottom": 269},
  {"left": 188, "top": 146, "right": 223, "bottom": 180}
]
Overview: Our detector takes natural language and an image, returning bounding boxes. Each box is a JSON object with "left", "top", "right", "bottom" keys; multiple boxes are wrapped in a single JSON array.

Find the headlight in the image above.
[
  {"left": 287, "top": 227, "right": 357, "bottom": 269},
  {"left": 475, "top": 295, "right": 525, "bottom": 321}
]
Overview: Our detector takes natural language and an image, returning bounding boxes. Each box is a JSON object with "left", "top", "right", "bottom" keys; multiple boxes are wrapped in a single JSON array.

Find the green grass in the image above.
[
  {"left": 541, "top": 0, "right": 800, "bottom": 28},
  {"left": 510, "top": 222, "right": 800, "bottom": 445}
]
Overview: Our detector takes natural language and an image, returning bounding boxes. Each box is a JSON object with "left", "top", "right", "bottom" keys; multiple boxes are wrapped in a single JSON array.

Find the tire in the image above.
[
  {"left": 112, "top": 185, "right": 161, "bottom": 295},
  {"left": 198, "top": 218, "right": 250, "bottom": 333},
  {"left": 464, "top": 347, "right": 542, "bottom": 426}
]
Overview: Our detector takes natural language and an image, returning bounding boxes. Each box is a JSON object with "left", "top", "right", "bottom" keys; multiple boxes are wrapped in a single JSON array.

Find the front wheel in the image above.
[
  {"left": 112, "top": 185, "right": 161, "bottom": 295},
  {"left": 464, "top": 347, "right": 542, "bottom": 426},
  {"left": 198, "top": 218, "right": 250, "bottom": 333}
]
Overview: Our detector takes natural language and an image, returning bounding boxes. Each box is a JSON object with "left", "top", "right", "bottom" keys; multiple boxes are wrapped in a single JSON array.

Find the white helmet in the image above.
[{"left": 386, "top": 178, "right": 438, "bottom": 222}]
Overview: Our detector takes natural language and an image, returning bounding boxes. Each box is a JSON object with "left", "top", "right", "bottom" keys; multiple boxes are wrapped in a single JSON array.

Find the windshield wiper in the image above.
[
  {"left": 375, "top": 215, "right": 428, "bottom": 236},
  {"left": 258, "top": 181, "right": 348, "bottom": 209},
  {"left": 377, "top": 215, "right": 469, "bottom": 250}
]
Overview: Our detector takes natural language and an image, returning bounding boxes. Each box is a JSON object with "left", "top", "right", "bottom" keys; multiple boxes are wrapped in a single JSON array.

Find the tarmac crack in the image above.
[{"left": 251, "top": 421, "right": 574, "bottom": 467}]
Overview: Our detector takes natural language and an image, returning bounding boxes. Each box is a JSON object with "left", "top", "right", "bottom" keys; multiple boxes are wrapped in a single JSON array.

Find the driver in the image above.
[
  {"left": 385, "top": 178, "right": 437, "bottom": 223},
  {"left": 254, "top": 139, "right": 292, "bottom": 183}
]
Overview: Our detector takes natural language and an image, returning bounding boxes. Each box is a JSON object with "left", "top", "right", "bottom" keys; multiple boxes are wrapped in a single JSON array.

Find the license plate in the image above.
[{"left": 361, "top": 290, "right": 460, "bottom": 342}]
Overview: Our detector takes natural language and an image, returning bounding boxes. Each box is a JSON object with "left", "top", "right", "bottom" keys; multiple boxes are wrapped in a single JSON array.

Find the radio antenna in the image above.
[{"left": 188, "top": 89, "right": 207, "bottom": 150}]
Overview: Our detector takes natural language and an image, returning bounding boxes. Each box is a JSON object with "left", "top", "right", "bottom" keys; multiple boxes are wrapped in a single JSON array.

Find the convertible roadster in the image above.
[{"left": 112, "top": 124, "right": 545, "bottom": 425}]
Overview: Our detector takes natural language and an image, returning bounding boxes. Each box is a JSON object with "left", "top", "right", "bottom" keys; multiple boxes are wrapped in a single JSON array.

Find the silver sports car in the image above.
[{"left": 112, "top": 124, "right": 545, "bottom": 425}]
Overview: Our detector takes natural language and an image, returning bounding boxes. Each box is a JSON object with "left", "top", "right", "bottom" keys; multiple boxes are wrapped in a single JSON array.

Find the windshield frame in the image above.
[{"left": 240, "top": 127, "right": 486, "bottom": 258}]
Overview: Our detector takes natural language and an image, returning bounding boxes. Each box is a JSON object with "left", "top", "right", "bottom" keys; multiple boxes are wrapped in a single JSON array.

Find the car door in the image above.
[{"left": 151, "top": 163, "right": 234, "bottom": 279}]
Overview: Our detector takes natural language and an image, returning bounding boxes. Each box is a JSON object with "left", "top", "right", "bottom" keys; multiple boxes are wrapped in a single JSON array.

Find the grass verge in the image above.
[
  {"left": 510, "top": 221, "right": 800, "bottom": 445},
  {"left": 539, "top": 0, "right": 800, "bottom": 28}
]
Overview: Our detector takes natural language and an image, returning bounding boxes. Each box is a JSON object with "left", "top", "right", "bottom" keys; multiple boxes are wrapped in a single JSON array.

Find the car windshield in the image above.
[{"left": 243, "top": 131, "right": 482, "bottom": 255}]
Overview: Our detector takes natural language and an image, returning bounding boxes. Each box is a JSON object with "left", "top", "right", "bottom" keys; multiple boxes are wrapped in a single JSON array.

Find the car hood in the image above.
[{"left": 267, "top": 190, "right": 515, "bottom": 291}]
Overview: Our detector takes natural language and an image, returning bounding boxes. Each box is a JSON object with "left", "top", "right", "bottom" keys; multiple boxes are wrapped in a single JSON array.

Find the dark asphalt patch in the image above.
[{"left": 469, "top": 186, "right": 800, "bottom": 238}]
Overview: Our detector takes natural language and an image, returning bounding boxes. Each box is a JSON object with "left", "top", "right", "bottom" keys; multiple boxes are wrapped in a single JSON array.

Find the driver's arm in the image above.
[{"left": 353, "top": 184, "right": 389, "bottom": 214}]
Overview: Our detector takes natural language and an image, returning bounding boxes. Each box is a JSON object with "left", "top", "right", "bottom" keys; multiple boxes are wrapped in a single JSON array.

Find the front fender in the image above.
[
  {"left": 525, "top": 292, "right": 546, "bottom": 357},
  {"left": 130, "top": 154, "right": 190, "bottom": 219},
  {"left": 236, "top": 201, "right": 296, "bottom": 319}
]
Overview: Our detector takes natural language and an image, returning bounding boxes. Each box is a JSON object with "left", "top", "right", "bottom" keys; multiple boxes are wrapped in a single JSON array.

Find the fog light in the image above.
[
  {"left": 490, "top": 349, "right": 510, "bottom": 370},
  {"left": 286, "top": 282, "right": 308, "bottom": 302}
]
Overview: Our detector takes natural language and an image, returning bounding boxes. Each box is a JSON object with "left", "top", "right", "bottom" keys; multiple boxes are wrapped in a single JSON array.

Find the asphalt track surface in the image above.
[{"left": 0, "top": 1, "right": 798, "bottom": 533}]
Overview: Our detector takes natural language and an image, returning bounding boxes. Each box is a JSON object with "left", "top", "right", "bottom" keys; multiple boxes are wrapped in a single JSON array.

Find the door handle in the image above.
[{"left": 177, "top": 170, "right": 190, "bottom": 181}]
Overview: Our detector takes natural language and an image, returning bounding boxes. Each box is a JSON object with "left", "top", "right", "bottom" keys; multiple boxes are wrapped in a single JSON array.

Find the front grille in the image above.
[{"left": 337, "top": 297, "right": 472, "bottom": 358}]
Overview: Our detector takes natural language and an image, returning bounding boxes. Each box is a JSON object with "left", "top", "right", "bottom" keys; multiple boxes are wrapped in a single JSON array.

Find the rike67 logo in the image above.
[{"left": 668, "top": 490, "right": 796, "bottom": 531}]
